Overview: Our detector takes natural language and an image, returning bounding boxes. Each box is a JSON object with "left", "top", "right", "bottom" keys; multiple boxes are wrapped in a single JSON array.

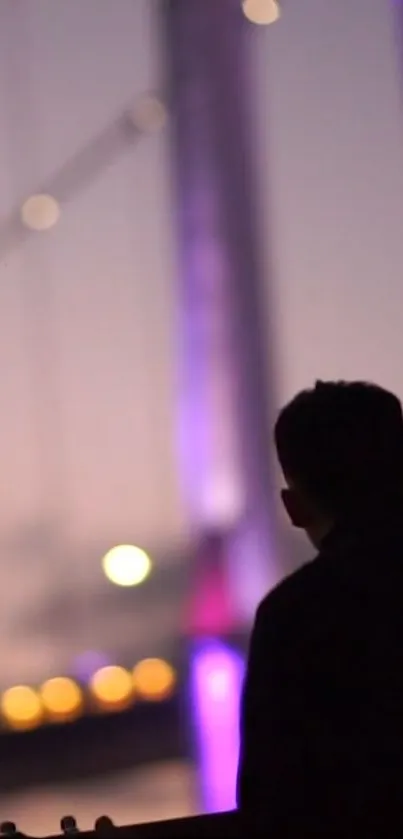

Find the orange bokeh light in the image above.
[
  {"left": 1, "top": 685, "right": 43, "bottom": 730},
  {"left": 90, "top": 666, "right": 133, "bottom": 711},
  {"left": 40, "top": 677, "right": 83, "bottom": 722},
  {"left": 132, "top": 658, "right": 176, "bottom": 701}
]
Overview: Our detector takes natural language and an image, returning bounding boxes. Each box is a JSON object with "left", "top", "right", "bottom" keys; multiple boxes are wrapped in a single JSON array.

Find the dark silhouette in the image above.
[{"left": 238, "top": 381, "right": 403, "bottom": 836}]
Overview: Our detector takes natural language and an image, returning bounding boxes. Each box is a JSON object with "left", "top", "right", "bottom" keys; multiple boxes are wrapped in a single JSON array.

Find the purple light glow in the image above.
[
  {"left": 190, "top": 640, "right": 245, "bottom": 813},
  {"left": 71, "top": 650, "right": 110, "bottom": 683}
]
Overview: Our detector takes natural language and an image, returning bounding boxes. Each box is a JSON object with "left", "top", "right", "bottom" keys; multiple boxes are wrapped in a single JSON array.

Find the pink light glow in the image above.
[
  {"left": 184, "top": 531, "right": 237, "bottom": 637},
  {"left": 190, "top": 640, "right": 245, "bottom": 813},
  {"left": 185, "top": 564, "right": 235, "bottom": 636}
]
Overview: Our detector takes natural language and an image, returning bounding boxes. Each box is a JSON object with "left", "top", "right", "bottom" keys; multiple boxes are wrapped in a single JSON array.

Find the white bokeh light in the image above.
[
  {"left": 242, "top": 0, "right": 281, "bottom": 25},
  {"left": 21, "top": 194, "right": 60, "bottom": 231},
  {"left": 102, "top": 544, "right": 152, "bottom": 587},
  {"left": 130, "top": 94, "right": 167, "bottom": 134}
]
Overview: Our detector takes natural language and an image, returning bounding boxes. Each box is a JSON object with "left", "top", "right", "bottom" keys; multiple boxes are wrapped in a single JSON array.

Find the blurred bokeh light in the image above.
[
  {"left": 102, "top": 545, "right": 152, "bottom": 587},
  {"left": 130, "top": 94, "right": 168, "bottom": 133},
  {"left": 190, "top": 642, "right": 244, "bottom": 812},
  {"left": 20, "top": 194, "right": 61, "bottom": 231},
  {"left": 40, "top": 677, "right": 83, "bottom": 723},
  {"left": 1, "top": 685, "right": 43, "bottom": 731},
  {"left": 242, "top": 0, "right": 280, "bottom": 25},
  {"left": 90, "top": 666, "right": 133, "bottom": 712},
  {"left": 132, "top": 659, "right": 176, "bottom": 702}
]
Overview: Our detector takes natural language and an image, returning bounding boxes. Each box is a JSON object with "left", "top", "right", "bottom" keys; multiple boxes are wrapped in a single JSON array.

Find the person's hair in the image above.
[{"left": 274, "top": 380, "right": 403, "bottom": 517}]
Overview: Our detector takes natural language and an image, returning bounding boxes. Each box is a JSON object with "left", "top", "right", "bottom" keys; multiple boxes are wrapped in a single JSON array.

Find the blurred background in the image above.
[{"left": 0, "top": 0, "right": 403, "bottom": 833}]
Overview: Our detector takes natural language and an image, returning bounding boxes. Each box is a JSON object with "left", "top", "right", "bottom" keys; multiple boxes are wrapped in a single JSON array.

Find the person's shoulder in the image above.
[{"left": 256, "top": 551, "right": 327, "bottom": 628}]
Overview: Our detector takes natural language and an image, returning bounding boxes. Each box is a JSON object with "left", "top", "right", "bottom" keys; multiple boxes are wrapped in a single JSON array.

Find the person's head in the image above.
[{"left": 275, "top": 381, "right": 403, "bottom": 547}]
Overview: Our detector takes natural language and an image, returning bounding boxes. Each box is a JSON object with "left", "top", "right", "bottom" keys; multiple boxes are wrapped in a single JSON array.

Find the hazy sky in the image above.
[
  {"left": 0, "top": 0, "right": 402, "bottom": 688},
  {"left": 0, "top": 0, "right": 184, "bottom": 558},
  {"left": 0, "top": 0, "right": 185, "bottom": 688},
  {"left": 257, "top": 0, "right": 403, "bottom": 405}
]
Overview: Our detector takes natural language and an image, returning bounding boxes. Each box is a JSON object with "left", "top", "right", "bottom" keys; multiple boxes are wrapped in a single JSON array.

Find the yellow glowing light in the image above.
[
  {"left": 90, "top": 666, "right": 133, "bottom": 711},
  {"left": 21, "top": 194, "right": 60, "bottom": 231},
  {"left": 242, "top": 0, "right": 281, "bottom": 25},
  {"left": 102, "top": 544, "right": 151, "bottom": 587},
  {"left": 132, "top": 658, "right": 176, "bottom": 701},
  {"left": 40, "top": 677, "right": 82, "bottom": 722},
  {"left": 1, "top": 685, "right": 43, "bottom": 730}
]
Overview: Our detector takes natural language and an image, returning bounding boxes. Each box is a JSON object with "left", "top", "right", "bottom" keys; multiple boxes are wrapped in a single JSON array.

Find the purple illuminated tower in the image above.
[{"left": 161, "top": 0, "right": 280, "bottom": 812}]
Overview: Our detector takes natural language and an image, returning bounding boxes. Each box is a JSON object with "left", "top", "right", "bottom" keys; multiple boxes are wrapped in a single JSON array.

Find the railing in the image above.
[{"left": 0, "top": 811, "right": 240, "bottom": 838}]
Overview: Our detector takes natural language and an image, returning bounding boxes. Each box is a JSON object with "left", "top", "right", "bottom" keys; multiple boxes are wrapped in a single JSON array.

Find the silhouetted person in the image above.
[{"left": 238, "top": 381, "right": 403, "bottom": 836}]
